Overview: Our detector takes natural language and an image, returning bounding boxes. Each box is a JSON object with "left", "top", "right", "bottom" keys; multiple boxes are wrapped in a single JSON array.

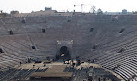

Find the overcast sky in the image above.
[{"left": 0, "top": 0, "right": 137, "bottom": 13}]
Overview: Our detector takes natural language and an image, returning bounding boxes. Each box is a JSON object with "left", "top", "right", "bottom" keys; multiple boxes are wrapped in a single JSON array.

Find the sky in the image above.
[{"left": 0, "top": 0, "right": 137, "bottom": 13}]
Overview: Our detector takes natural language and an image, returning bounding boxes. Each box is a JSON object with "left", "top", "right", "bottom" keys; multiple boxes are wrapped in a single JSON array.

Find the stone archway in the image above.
[
  {"left": 59, "top": 46, "right": 71, "bottom": 60},
  {"left": 56, "top": 40, "right": 73, "bottom": 60}
]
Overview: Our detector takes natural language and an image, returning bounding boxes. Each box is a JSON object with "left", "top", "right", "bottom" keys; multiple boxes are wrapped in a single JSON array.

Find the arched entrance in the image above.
[
  {"left": 0, "top": 48, "right": 4, "bottom": 53},
  {"left": 56, "top": 40, "right": 73, "bottom": 61},
  {"left": 59, "top": 46, "right": 71, "bottom": 60}
]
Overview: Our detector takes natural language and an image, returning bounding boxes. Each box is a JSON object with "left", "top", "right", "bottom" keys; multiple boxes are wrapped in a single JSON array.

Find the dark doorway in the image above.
[
  {"left": 32, "top": 46, "right": 36, "bottom": 49},
  {"left": 119, "top": 28, "right": 125, "bottom": 33},
  {"left": 42, "top": 29, "right": 45, "bottom": 33},
  {"left": 59, "top": 46, "right": 71, "bottom": 60},
  {"left": 9, "top": 30, "right": 13, "bottom": 35},
  {"left": 0, "top": 48, "right": 4, "bottom": 53}
]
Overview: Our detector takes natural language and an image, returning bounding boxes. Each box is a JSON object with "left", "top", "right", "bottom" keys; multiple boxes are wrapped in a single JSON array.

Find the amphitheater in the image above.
[{"left": 0, "top": 11, "right": 136, "bottom": 81}]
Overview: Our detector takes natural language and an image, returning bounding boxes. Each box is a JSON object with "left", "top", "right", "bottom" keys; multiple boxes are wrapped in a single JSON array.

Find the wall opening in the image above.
[
  {"left": 119, "top": 28, "right": 125, "bottom": 33},
  {"left": 67, "top": 19, "right": 71, "bottom": 22},
  {"left": 92, "top": 44, "right": 98, "bottom": 49},
  {"left": 59, "top": 46, "right": 71, "bottom": 60},
  {"left": 32, "top": 46, "right": 36, "bottom": 49},
  {"left": 9, "top": 30, "right": 13, "bottom": 35},
  {"left": 117, "top": 48, "right": 125, "bottom": 53},
  {"left": 90, "top": 28, "right": 94, "bottom": 32},
  {"left": 42, "top": 29, "right": 45, "bottom": 33},
  {"left": 0, "top": 48, "right": 4, "bottom": 53}
]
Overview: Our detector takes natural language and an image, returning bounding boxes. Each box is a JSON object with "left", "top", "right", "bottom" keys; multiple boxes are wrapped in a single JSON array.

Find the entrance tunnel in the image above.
[{"left": 59, "top": 46, "right": 71, "bottom": 60}]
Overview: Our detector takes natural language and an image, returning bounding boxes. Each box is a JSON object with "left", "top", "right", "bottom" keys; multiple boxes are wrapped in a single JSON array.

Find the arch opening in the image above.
[
  {"left": 59, "top": 46, "right": 71, "bottom": 60},
  {"left": 0, "top": 48, "right": 4, "bottom": 53}
]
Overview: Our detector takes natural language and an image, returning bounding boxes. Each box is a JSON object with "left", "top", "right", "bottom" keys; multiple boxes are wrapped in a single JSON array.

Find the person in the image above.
[
  {"left": 43, "top": 64, "right": 46, "bottom": 67},
  {"left": 33, "top": 65, "right": 35, "bottom": 68},
  {"left": 72, "top": 63, "right": 75, "bottom": 68}
]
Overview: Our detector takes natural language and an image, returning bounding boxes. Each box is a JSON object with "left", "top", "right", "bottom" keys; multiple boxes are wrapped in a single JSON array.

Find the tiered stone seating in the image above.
[
  {"left": 0, "top": 15, "right": 136, "bottom": 80},
  {"left": 0, "top": 68, "right": 47, "bottom": 81}
]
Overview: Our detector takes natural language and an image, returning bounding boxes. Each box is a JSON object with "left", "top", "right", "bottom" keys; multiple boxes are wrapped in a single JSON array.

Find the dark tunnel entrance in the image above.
[{"left": 57, "top": 46, "right": 71, "bottom": 61}]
